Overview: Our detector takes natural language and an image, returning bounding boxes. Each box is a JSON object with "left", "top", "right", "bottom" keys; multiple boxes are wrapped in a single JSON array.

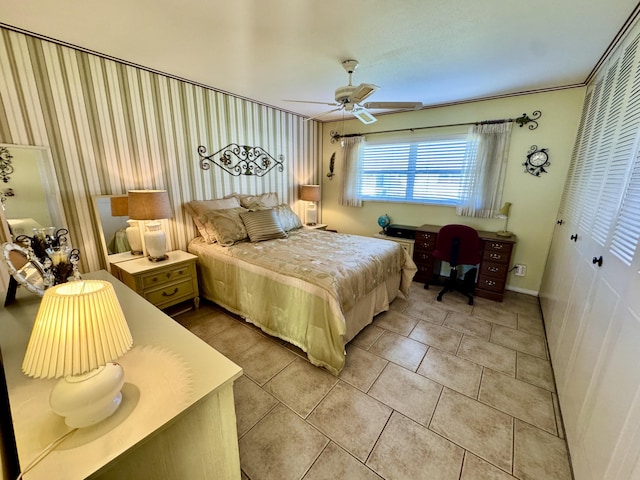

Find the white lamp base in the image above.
[
  {"left": 49, "top": 363, "right": 126, "bottom": 428},
  {"left": 125, "top": 220, "right": 143, "bottom": 255},
  {"left": 144, "top": 222, "right": 168, "bottom": 261},
  {"left": 305, "top": 202, "right": 317, "bottom": 226}
]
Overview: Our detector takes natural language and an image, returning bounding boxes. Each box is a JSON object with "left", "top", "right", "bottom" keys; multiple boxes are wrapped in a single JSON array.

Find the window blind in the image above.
[{"left": 359, "top": 135, "right": 469, "bottom": 205}]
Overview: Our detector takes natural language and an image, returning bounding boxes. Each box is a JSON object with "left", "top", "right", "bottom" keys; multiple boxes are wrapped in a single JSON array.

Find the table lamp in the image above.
[
  {"left": 110, "top": 196, "right": 142, "bottom": 255},
  {"left": 496, "top": 201, "right": 513, "bottom": 237},
  {"left": 128, "top": 190, "right": 173, "bottom": 261},
  {"left": 22, "top": 280, "right": 133, "bottom": 428},
  {"left": 299, "top": 184, "right": 321, "bottom": 226}
]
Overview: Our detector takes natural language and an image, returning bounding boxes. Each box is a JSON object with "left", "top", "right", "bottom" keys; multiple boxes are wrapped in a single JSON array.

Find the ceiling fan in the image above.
[{"left": 286, "top": 59, "right": 423, "bottom": 124}]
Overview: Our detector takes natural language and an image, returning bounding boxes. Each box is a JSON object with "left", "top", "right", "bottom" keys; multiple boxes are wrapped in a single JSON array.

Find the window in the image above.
[{"left": 358, "top": 134, "right": 470, "bottom": 205}]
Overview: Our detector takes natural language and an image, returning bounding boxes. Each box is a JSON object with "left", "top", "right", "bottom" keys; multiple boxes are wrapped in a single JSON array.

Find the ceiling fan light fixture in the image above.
[
  {"left": 352, "top": 107, "right": 377, "bottom": 124},
  {"left": 364, "top": 101, "right": 423, "bottom": 110}
]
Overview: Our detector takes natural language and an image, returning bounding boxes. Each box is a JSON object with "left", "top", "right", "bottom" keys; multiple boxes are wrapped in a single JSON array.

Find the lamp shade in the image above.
[
  {"left": 110, "top": 196, "right": 129, "bottom": 217},
  {"left": 498, "top": 201, "right": 512, "bottom": 218},
  {"left": 22, "top": 280, "right": 133, "bottom": 379},
  {"left": 128, "top": 190, "right": 173, "bottom": 220},
  {"left": 299, "top": 184, "right": 321, "bottom": 202}
]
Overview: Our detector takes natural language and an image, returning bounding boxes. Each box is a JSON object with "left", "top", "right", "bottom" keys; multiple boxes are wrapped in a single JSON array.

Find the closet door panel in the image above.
[{"left": 578, "top": 307, "right": 640, "bottom": 480}]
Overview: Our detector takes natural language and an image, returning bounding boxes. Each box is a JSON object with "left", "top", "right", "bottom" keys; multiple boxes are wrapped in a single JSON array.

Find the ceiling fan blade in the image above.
[
  {"left": 284, "top": 99, "right": 340, "bottom": 106},
  {"left": 351, "top": 107, "right": 377, "bottom": 125},
  {"left": 304, "top": 107, "right": 343, "bottom": 122},
  {"left": 363, "top": 101, "right": 423, "bottom": 110},
  {"left": 349, "top": 83, "right": 379, "bottom": 104}
]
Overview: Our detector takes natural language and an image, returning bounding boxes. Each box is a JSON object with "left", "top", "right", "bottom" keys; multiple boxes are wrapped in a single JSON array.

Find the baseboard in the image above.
[{"left": 505, "top": 285, "right": 539, "bottom": 297}]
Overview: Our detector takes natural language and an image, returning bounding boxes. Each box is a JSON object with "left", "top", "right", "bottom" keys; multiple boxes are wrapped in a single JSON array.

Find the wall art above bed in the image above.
[{"left": 197, "top": 144, "right": 284, "bottom": 177}]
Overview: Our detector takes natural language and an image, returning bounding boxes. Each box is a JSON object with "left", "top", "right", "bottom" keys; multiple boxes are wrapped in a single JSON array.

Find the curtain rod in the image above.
[{"left": 329, "top": 110, "right": 541, "bottom": 143}]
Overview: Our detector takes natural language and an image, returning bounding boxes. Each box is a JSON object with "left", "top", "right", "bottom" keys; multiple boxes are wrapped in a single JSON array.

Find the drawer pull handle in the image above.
[
  {"left": 484, "top": 280, "right": 496, "bottom": 286},
  {"left": 488, "top": 266, "right": 499, "bottom": 272},
  {"left": 490, "top": 253, "right": 501, "bottom": 260},
  {"left": 162, "top": 288, "right": 179, "bottom": 297},
  {"left": 491, "top": 243, "right": 503, "bottom": 250}
]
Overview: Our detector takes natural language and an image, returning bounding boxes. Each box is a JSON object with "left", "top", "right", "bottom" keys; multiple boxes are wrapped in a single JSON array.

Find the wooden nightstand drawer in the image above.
[
  {"left": 144, "top": 279, "right": 195, "bottom": 306},
  {"left": 141, "top": 264, "right": 194, "bottom": 289}
]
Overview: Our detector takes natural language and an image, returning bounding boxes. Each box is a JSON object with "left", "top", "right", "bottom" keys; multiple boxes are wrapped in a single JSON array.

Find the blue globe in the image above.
[{"left": 377, "top": 214, "right": 391, "bottom": 232}]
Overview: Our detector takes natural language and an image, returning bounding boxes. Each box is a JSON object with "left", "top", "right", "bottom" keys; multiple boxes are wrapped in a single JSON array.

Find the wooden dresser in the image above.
[
  {"left": 412, "top": 224, "right": 516, "bottom": 302},
  {"left": 0, "top": 270, "right": 242, "bottom": 479}
]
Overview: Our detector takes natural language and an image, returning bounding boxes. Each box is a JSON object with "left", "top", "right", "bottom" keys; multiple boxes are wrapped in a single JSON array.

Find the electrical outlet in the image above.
[{"left": 514, "top": 264, "right": 526, "bottom": 276}]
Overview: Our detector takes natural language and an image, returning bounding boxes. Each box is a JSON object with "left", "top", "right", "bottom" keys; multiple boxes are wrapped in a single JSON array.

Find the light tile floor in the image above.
[{"left": 175, "top": 284, "right": 574, "bottom": 480}]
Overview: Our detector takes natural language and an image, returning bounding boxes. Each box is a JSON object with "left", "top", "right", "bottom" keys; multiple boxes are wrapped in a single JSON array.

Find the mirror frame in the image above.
[
  {"left": 0, "top": 144, "right": 68, "bottom": 292},
  {"left": 2, "top": 242, "right": 46, "bottom": 297}
]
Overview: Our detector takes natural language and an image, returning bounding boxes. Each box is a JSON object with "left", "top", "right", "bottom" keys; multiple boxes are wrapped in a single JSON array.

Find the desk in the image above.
[
  {"left": 384, "top": 224, "right": 515, "bottom": 302},
  {"left": 0, "top": 271, "right": 243, "bottom": 479}
]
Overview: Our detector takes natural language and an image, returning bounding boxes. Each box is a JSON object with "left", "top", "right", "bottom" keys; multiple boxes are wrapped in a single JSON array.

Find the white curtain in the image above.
[
  {"left": 456, "top": 122, "right": 512, "bottom": 218},
  {"left": 339, "top": 136, "right": 364, "bottom": 207}
]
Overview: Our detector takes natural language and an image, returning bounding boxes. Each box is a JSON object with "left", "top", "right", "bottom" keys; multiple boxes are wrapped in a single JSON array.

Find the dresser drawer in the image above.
[
  {"left": 415, "top": 231, "right": 436, "bottom": 250},
  {"left": 144, "top": 279, "right": 195, "bottom": 306},
  {"left": 141, "top": 263, "right": 194, "bottom": 289},
  {"left": 413, "top": 250, "right": 434, "bottom": 264},
  {"left": 482, "top": 249, "right": 511, "bottom": 264},
  {"left": 479, "top": 262, "right": 509, "bottom": 278},
  {"left": 483, "top": 240, "right": 513, "bottom": 255},
  {"left": 477, "top": 275, "right": 506, "bottom": 293}
]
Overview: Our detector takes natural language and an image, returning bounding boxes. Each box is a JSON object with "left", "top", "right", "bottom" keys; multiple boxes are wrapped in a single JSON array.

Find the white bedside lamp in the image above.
[
  {"left": 128, "top": 190, "right": 173, "bottom": 261},
  {"left": 22, "top": 280, "right": 133, "bottom": 428},
  {"left": 299, "top": 184, "right": 321, "bottom": 226}
]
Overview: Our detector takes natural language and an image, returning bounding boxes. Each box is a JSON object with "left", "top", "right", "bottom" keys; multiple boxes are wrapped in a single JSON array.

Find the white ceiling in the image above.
[{"left": 2, "top": 0, "right": 639, "bottom": 122}]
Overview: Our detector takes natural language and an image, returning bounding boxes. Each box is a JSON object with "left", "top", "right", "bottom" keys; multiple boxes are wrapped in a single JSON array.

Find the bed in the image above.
[{"left": 184, "top": 194, "right": 417, "bottom": 375}]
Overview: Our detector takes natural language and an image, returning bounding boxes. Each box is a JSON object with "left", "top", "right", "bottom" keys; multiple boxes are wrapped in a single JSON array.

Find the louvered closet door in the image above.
[{"left": 541, "top": 25, "right": 640, "bottom": 480}]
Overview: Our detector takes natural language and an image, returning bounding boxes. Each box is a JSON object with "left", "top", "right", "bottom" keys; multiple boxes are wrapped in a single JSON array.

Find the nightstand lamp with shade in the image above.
[
  {"left": 128, "top": 189, "right": 173, "bottom": 261},
  {"left": 21, "top": 280, "right": 133, "bottom": 428},
  {"left": 299, "top": 184, "right": 321, "bottom": 226},
  {"left": 110, "top": 195, "right": 143, "bottom": 255},
  {"left": 496, "top": 201, "right": 513, "bottom": 237}
]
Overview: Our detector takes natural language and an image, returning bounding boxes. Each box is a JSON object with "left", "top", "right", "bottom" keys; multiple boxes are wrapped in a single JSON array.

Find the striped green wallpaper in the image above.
[{"left": 0, "top": 27, "right": 321, "bottom": 271}]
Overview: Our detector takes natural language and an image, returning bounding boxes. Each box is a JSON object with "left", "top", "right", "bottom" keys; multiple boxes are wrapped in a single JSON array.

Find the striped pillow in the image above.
[{"left": 240, "top": 209, "right": 287, "bottom": 242}]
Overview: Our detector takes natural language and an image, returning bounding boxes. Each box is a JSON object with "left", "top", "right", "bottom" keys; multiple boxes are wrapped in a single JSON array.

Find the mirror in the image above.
[
  {"left": 2, "top": 243, "right": 46, "bottom": 300},
  {"left": 0, "top": 144, "right": 68, "bottom": 292},
  {"left": 92, "top": 194, "right": 143, "bottom": 270}
]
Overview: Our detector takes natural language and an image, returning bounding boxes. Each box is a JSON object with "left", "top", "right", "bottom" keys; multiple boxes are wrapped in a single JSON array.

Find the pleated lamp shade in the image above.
[{"left": 22, "top": 280, "right": 133, "bottom": 379}]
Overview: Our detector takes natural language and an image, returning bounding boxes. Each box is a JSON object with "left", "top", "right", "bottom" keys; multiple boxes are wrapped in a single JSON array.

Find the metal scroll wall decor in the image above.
[
  {"left": 198, "top": 144, "right": 284, "bottom": 176},
  {"left": 0, "top": 146, "right": 14, "bottom": 183}
]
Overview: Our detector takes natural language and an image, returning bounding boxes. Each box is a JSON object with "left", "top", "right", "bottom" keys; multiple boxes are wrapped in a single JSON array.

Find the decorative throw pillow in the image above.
[
  {"left": 240, "top": 209, "right": 288, "bottom": 242},
  {"left": 238, "top": 192, "right": 280, "bottom": 210},
  {"left": 185, "top": 197, "right": 242, "bottom": 239},
  {"left": 273, "top": 204, "right": 303, "bottom": 231},
  {"left": 198, "top": 207, "right": 248, "bottom": 245}
]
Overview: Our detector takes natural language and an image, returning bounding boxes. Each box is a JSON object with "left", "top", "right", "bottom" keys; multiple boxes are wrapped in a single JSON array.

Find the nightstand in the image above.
[
  {"left": 110, "top": 250, "right": 199, "bottom": 310},
  {"left": 304, "top": 223, "right": 328, "bottom": 230}
]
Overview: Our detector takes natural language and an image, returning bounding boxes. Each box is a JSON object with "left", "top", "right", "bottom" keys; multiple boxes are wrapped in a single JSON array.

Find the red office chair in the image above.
[{"left": 432, "top": 224, "right": 482, "bottom": 305}]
